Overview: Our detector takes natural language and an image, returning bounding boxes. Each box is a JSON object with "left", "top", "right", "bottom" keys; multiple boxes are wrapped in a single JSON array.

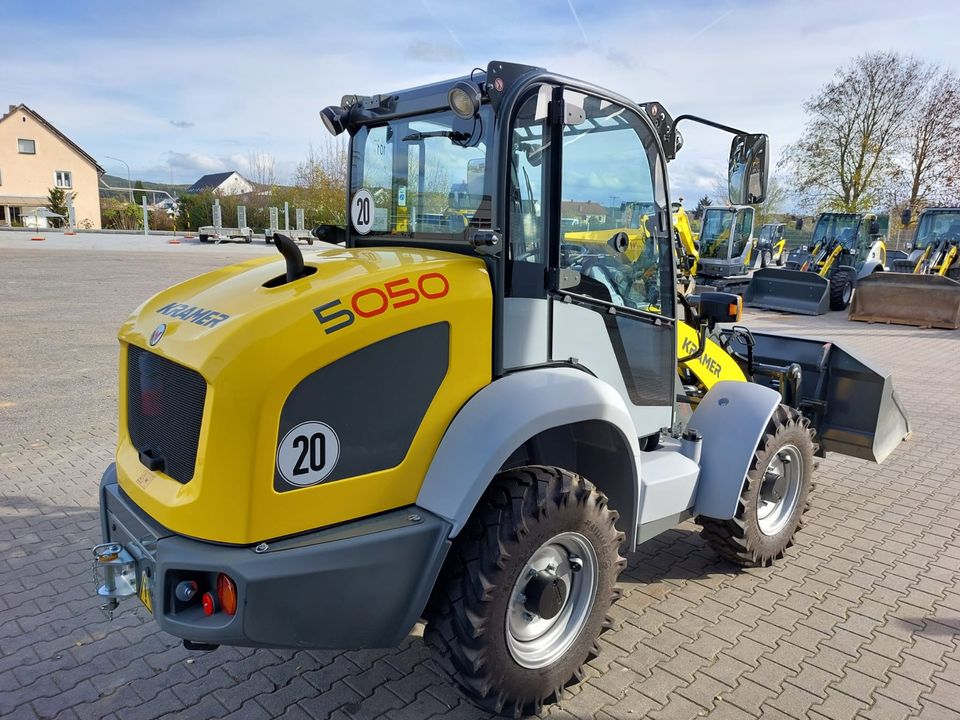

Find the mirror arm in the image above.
[{"left": 672, "top": 114, "right": 750, "bottom": 139}]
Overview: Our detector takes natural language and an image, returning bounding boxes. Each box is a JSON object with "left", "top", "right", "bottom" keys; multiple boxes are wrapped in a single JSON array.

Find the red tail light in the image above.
[{"left": 217, "top": 574, "right": 237, "bottom": 616}]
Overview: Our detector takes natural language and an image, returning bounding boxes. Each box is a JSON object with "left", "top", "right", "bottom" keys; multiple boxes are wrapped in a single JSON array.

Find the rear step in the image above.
[{"left": 849, "top": 273, "right": 960, "bottom": 330}]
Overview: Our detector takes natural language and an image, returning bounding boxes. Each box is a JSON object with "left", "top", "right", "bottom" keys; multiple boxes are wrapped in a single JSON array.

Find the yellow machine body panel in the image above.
[
  {"left": 676, "top": 322, "right": 747, "bottom": 390},
  {"left": 116, "top": 246, "right": 492, "bottom": 544},
  {"left": 565, "top": 224, "right": 650, "bottom": 264}
]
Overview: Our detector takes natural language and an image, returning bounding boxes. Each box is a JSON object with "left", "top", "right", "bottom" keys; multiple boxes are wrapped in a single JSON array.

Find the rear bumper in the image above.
[{"left": 98, "top": 464, "right": 451, "bottom": 649}]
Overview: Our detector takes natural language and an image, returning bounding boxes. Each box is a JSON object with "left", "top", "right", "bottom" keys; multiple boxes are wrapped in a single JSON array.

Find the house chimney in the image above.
[{"left": 8, "top": 105, "right": 15, "bottom": 114}]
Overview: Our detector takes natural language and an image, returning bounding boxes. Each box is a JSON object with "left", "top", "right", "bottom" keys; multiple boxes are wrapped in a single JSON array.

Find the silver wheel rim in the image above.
[
  {"left": 842, "top": 282, "right": 852, "bottom": 304},
  {"left": 757, "top": 444, "right": 803, "bottom": 536},
  {"left": 505, "top": 532, "right": 598, "bottom": 669}
]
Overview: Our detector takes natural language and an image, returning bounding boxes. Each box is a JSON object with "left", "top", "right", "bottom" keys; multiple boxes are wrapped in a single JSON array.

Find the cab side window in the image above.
[
  {"left": 559, "top": 91, "right": 672, "bottom": 316},
  {"left": 731, "top": 207, "right": 754, "bottom": 257}
]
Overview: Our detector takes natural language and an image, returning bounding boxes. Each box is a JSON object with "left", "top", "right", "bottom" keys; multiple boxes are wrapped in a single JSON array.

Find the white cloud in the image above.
[{"left": 3, "top": 0, "right": 958, "bottom": 199}]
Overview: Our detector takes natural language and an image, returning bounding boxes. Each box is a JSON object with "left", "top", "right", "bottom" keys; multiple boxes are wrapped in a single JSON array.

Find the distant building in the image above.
[
  {"left": 0, "top": 104, "right": 104, "bottom": 228},
  {"left": 561, "top": 200, "right": 607, "bottom": 227},
  {"left": 186, "top": 171, "right": 254, "bottom": 196}
]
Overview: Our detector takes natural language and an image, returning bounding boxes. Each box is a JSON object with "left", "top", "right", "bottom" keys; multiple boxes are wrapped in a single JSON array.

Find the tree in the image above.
[
  {"left": 781, "top": 51, "right": 925, "bottom": 212},
  {"left": 133, "top": 180, "right": 146, "bottom": 205},
  {"left": 693, "top": 195, "right": 712, "bottom": 220},
  {"left": 755, "top": 174, "right": 788, "bottom": 226},
  {"left": 901, "top": 65, "right": 960, "bottom": 212},
  {"left": 47, "top": 186, "right": 68, "bottom": 227}
]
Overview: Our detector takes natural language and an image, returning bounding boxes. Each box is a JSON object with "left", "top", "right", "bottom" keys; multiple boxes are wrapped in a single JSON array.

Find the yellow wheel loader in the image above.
[
  {"left": 693, "top": 205, "right": 761, "bottom": 293},
  {"left": 745, "top": 212, "right": 886, "bottom": 315},
  {"left": 850, "top": 207, "right": 960, "bottom": 329},
  {"left": 757, "top": 223, "right": 787, "bottom": 266},
  {"left": 91, "top": 61, "right": 910, "bottom": 718}
]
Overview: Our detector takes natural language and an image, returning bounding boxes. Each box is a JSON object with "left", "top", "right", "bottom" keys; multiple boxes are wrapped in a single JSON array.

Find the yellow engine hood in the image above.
[{"left": 117, "top": 245, "right": 492, "bottom": 544}]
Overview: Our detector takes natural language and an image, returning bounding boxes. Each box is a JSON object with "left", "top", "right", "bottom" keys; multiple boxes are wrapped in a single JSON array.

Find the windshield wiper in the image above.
[{"left": 402, "top": 130, "right": 471, "bottom": 143}]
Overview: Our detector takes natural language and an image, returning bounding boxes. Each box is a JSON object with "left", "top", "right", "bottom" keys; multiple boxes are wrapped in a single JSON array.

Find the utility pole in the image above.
[{"left": 105, "top": 155, "right": 133, "bottom": 203}]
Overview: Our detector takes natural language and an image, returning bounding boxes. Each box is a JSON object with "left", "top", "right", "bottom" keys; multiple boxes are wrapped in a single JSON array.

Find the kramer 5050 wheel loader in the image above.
[
  {"left": 850, "top": 207, "right": 960, "bottom": 329},
  {"left": 91, "top": 61, "right": 910, "bottom": 718},
  {"left": 745, "top": 212, "right": 886, "bottom": 315}
]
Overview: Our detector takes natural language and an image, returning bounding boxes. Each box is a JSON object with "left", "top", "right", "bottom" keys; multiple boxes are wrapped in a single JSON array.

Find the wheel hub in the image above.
[
  {"left": 505, "top": 533, "right": 598, "bottom": 669},
  {"left": 757, "top": 444, "right": 803, "bottom": 536}
]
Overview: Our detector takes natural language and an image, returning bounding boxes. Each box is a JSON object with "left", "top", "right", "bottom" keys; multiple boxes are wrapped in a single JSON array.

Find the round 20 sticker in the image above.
[
  {"left": 276, "top": 421, "right": 341, "bottom": 487},
  {"left": 351, "top": 189, "right": 374, "bottom": 235}
]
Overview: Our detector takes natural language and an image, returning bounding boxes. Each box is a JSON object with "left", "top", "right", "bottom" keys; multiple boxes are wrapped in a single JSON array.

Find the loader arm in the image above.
[
  {"left": 913, "top": 244, "right": 932, "bottom": 274},
  {"left": 818, "top": 244, "right": 843, "bottom": 278},
  {"left": 937, "top": 245, "right": 958, "bottom": 276}
]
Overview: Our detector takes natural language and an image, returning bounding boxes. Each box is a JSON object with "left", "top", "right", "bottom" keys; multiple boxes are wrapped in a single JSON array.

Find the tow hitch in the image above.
[{"left": 92, "top": 542, "right": 137, "bottom": 618}]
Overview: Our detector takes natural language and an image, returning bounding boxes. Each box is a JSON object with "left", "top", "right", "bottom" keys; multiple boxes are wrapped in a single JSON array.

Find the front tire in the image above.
[
  {"left": 698, "top": 406, "right": 816, "bottom": 567},
  {"left": 425, "top": 466, "right": 625, "bottom": 717},
  {"left": 829, "top": 268, "right": 854, "bottom": 310}
]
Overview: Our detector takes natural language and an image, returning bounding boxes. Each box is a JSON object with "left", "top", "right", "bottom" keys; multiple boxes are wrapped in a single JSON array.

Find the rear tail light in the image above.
[
  {"left": 216, "top": 574, "right": 237, "bottom": 616},
  {"left": 201, "top": 591, "right": 218, "bottom": 616}
]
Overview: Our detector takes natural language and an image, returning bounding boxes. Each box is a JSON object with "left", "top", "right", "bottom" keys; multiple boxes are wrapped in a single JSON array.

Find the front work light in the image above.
[
  {"left": 320, "top": 105, "right": 348, "bottom": 135},
  {"left": 448, "top": 81, "right": 481, "bottom": 119}
]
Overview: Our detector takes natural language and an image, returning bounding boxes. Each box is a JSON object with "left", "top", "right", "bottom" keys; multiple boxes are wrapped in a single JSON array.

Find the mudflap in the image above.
[
  {"left": 722, "top": 330, "right": 911, "bottom": 463},
  {"left": 744, "top": 268, "right": 831, "bottom": 315},
  {"left": 850, "top": 273, "right": 960, "bottom": 330}
]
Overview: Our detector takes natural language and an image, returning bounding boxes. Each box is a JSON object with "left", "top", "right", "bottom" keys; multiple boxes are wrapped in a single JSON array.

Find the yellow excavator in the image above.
[{"left": 850, "top": 207, "right": 960, "bottom": 329}]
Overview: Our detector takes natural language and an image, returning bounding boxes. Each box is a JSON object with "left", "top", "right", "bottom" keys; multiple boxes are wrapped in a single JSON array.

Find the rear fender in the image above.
[
  {"left": 416, "top": 367, "right": 641, "bottom": 545},
  {"left": 688, "top": 381, "right": 782, "bottom": 520}
]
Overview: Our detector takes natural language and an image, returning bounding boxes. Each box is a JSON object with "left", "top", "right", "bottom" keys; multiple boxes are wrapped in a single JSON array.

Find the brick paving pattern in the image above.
[{"left": 1, "top": 246, "right": 959, "bottom": 719}]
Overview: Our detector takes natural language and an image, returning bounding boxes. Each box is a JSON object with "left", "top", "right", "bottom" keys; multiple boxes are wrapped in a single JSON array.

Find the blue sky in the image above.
[{"left": 3, "top": 0, "right": 959, "bottom": 201}]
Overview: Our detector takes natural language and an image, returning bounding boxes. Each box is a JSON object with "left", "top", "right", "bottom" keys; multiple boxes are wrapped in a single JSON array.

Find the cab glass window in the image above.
[
  {"left": 731, "top": 207, "right": 754, "bottom": 257},
  {"left": 559, "top": 91, "right": 673, "bottom": 317}
]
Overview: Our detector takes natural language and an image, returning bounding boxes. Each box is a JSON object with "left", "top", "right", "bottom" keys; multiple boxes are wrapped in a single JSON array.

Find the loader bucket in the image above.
[
  {"left": 723, "top": 330, "right": 911, "bottom": 463},
  {"left": 744, "top": 268, "right": 831, "bottom": 315},
  {"left": 849, "top": 273, "right": 960, "bottom": 330}
]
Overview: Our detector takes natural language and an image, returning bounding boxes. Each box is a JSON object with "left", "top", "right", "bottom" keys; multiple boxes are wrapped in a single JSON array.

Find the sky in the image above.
[{"left": 2, "top": 0, "right": 959, "bottom": 202}]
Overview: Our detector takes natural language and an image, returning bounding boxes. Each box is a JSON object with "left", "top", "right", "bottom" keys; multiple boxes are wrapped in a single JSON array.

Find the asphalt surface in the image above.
[{"left": 1, "top": 235, "right": 959, "bottom": 720}]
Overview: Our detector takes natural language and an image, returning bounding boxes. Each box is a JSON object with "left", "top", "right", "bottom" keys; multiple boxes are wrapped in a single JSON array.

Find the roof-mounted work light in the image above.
[
  {"left": 448, "top": 81, "right": 481, "bottom": 119},
  {"left": 320, "top": 105, "right": 348, "bottom": 136}
]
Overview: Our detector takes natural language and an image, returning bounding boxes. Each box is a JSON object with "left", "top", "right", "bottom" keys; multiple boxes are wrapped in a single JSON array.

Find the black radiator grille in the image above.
[{"left": 127, "top": 345, "right": 207, "bottom": 484}]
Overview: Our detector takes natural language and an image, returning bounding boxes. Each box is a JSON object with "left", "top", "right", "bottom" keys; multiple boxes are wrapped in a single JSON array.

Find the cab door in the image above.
[{"left": 548, "top": 89, "right": 677, "bottom": 439}]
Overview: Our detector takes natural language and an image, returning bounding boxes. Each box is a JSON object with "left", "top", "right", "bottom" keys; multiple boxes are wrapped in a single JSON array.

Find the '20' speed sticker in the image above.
[
  {"left": 276, "top": 421, "right": 341, "bottom": 487},
  {"left": 351, "top": 189, "right": 374, "bottom": 235}
]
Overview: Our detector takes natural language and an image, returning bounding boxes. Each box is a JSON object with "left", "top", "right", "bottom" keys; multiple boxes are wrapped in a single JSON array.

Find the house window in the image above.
[
  {"left": 17, "top": 138, "right": 36, "bottom": 154},
  {"left": 55, "top": 170, "right": 72, "bottom": 188}
]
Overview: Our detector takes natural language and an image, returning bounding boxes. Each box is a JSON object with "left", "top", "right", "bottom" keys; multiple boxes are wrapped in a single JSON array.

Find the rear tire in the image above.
[
  {"left": 698, "top": 406, "right": 815, "bottom": 567},
  {"left": 198, "top": 234, "right": 209, "bottom": 243},
  {"left": 829, "top": 269, "right": 854, "bottom": 310},
  {"left": 425, "top": 466, "right": 625, "bottom": 717}
]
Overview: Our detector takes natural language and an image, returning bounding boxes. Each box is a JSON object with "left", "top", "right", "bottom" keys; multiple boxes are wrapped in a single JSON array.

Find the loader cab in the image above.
[
  {"left": 696, "top": 206, "right": 755, "bottom": 278},
  {"left": 332, "top": 61, "right": 768, "bottom": 438},
  {"left": 913, "top": 208, "right": 960, "bottom": 249}
]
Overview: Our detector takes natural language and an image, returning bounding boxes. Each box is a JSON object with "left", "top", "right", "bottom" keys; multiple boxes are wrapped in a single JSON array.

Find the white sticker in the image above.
[
  {"left": 276, "top": 421, "right": 341, "bottom": 487},
  {"left": 397, "top": 186, "right": 407, "bottom": 207},
  {"left": 351, "top": 189, "right": 374, "bottom": 235}
]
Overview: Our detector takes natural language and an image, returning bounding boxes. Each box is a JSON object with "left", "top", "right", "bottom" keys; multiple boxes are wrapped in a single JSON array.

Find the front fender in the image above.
[
  {"left": 416, "top": 367, "right": 640, "bottom": 539},
  {"left": 856, "top": 260, "right": 883, "bottom": 280},
  {"left": 688, "top": 381, "right": 781, "bottom": 519}
]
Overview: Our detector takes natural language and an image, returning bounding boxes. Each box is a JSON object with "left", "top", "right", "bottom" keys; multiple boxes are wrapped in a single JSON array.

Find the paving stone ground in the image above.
[{"left": 1, "top": 244, "right": 958, "bottom": 720}]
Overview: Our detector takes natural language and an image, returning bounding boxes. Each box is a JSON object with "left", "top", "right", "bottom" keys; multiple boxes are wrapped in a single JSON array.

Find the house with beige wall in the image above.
[{"left": 0, "top": 104, "right": 104, "bottom": 229}]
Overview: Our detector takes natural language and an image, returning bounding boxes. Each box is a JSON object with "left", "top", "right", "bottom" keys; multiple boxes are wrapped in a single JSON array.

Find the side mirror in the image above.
[
  {"left": 795, "top": 218, "right": 804, "bottom": 231},
  {"left": 728, "top": 133, "right": 769, "bottom": 205},
  {"left": 901, "top": 208, "right": 912, "bottom": 226},
  {"left": 313, "top": 224, "right": 346, "bottom": 244},
  {"left": 869, "top": 220, "right": 881, "bottom": 236},
  {"left": 905, "top": 242, "right": 913, "bottom": 250},
  {"left": 699, "top": 291, "right": 742, "bottom": 327}
]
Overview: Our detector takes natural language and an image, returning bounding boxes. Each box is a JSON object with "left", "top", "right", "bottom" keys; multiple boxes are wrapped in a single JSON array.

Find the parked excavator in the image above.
[
  {"left": 694, "top": 205, "right": 760, "bottom": 293},
  {"left": 850, "top": 207, "right": 960, "bottom": 329},
  {"left": 745, "top": 212, "right": 886, "bottom": 315}
]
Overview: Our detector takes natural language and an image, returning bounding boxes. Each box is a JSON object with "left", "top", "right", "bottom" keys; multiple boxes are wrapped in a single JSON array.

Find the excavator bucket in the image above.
[
  {"left": 744, "top": 268, "right": 830, "bottom": 315},
  {"left": 724, "top": 330, "right": 911, "bottom": 463},
  {"left": 849, "top": 273, "right": 960, "bottom": 330}
]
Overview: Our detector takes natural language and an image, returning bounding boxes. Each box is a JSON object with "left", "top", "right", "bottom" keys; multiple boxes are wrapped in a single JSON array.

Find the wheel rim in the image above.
[
  {"left": 756, "top": 444, "right": 803, "bottom": 536},
  {"left": 505, "top": 532, "right": 598, "bottom": 669},
  {"left": 842, "top": 282, "right": 852, "bottom": 304}
]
